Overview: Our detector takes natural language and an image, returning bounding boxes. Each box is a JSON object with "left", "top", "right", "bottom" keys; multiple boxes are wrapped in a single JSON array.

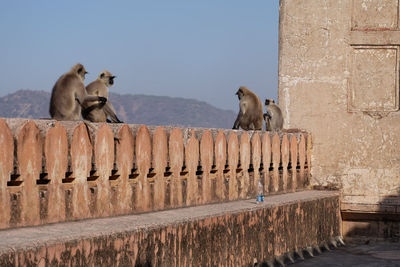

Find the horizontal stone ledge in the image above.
[
  {"left": 3, "top": 117, "right": 308, "bottom": 139},
  {"left": 0, "top": 190, "right": 340, "bottom": 266},
  {"left": 341, "top": 211, "right": 400, "bottom": 222},
  {"left": 341, "top": 196, "right": 400, "bottom": 214},
  {"left": 350, "top": 30, "right": 400, "bottom": 45}
]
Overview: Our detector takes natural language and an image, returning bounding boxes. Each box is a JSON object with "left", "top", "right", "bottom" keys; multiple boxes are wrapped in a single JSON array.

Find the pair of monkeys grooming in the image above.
[
  {"left": 232, "top": 86, "right": 283, "bottom": 131},
  {"left": 49, "top": 63, "right": 122, "bottom": 123}
]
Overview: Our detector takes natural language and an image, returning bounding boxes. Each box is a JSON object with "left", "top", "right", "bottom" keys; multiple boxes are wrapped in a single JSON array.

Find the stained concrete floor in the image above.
[{"left": 289, "top": 241, "right": 400, "bottom": 267}]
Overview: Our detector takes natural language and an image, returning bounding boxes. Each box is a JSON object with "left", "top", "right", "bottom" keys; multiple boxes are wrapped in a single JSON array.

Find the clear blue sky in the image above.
[{"left": 0, "top": 1, "right": 279, "bottom": 111}]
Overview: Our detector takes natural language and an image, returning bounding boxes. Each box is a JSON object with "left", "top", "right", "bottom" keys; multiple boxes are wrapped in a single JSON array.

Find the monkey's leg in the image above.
[
  {"left": 242, "top": 125, "right": 250, "bottom": 131},
  {"left": 104, "top": 102, "right": 123, "bottom": 123},
  {"left": 81, "top": 102, "right": 106, "bottom": 119},
  {"left": 254, "top": 119, "right": 264, "bottom": 131},
  {"left": 266, "top": 121, "right": 271, "bottom": 131},
  {"left": 264, "top": 116, "right": 272, "bottom": 131},
  {"left": 233, "top": 112, "right": 242, "bottom": 129}
]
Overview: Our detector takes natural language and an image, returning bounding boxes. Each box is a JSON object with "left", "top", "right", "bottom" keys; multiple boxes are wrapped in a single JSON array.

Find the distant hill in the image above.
[{"left": 0, "top": 90, "right": 236, "bottom": 129}]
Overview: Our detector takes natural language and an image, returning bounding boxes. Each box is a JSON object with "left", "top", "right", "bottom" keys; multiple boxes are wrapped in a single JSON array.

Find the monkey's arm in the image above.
[
  {"left": 104, "top": 102, "right": 123, "bottom": 123},
  {"left": 75, "top": 92, "right": 107, "bottom": 107},
  {"left": 263, "top": 112, "right": 271, "bottom": 120},
  {"left": 82, "top": 95, "right": 107, "bottom": 105}
]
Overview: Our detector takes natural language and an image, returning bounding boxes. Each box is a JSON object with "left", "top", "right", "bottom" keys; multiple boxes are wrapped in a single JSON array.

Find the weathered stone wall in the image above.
[
  {"left": 0, "top": 191, "right": 340, "bottom": 267},
  {"left": 279, "top": 0, "right": 400, "bottom": 216},
  {"left": 0, "top": 118, "right": 310, "bottom": 229}
]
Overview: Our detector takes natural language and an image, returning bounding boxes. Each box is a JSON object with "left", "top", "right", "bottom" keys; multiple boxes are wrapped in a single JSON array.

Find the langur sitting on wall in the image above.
[
  {"left": 49, "top": 63, "right": 107, "bottom": 120},
  {"left": 264, "top": 98, "right": 283, "bottom": 131},
  {"left": 232, "top": 86, "right": 264, "bottom": 130},
  {"left": 82, "top": 70, "right": 123, "bottom": 123}
]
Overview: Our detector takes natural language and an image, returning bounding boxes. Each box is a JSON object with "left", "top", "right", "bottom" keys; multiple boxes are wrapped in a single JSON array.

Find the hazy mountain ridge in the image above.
[{"left": 0, "top": 90, "right": 236, "bottom": 129}]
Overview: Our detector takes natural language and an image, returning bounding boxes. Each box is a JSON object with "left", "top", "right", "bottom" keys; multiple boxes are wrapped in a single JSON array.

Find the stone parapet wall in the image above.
[{"left": 0, "top": 118, "right": 311, "bottom": 229}]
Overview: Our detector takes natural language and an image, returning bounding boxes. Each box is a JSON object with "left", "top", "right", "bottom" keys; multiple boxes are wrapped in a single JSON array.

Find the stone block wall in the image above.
[
  {"left": 0, "top": 118, "right": 311, "bottom": 229},
  {"left": 279, "top": 0, "right": 400, "bottom": 235}
]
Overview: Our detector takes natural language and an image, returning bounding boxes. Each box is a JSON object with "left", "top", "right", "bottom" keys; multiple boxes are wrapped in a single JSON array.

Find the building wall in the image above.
[{"left": 279, "top": 0, "right": 400, "bottom": 215}]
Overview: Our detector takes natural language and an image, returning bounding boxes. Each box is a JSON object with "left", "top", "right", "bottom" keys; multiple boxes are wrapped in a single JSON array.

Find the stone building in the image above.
[{"left": 279, "top": 0, "right": 400, "bottom": 237}]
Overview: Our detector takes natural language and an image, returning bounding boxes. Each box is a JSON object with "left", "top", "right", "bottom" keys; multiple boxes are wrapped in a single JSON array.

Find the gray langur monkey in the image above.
[
  {"left": 264, "top": 98, "right": 283, "bottom": 131},
  {"left": 49, "top": 63, "right": 107, "bottom": 120},
  {"left": 81, "top": 70, "right": 123, "bottom": 123},
  {"left": 232, "top": 86, "right": 264, "bottom": 130}
]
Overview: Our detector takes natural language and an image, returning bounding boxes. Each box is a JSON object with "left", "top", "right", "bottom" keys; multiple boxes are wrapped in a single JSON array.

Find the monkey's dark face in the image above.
[
  {"left": 100, "top": 71, "right": 116, "bottom": 87},
  {"left": 108, "top": 76, "right": 115, "bottom": 86},
  {"left": 236, "top": 89, "right": 244, "bottom": 100},
  {"left": 77, "top": 66, "right": 88, "bottom": 80},
  {"left": 265, "top": 99, "right": 274, "bottom": 105}
]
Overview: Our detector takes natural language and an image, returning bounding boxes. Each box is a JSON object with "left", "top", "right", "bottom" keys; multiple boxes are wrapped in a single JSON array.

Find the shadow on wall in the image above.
[
  {"left": 135, "top": 261, "right": 152, "bottom": 267},
  {"left": 342, "top": 193, "right": 400, "bottom": 242}
]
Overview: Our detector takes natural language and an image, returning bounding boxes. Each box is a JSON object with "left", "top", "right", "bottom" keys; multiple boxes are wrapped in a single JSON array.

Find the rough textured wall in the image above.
[
  {"left": 0, "top": 191, "right": 340, "bottom": 267},
  {"left": 279, "top": 0, "right": 400, "bottom": 213}
]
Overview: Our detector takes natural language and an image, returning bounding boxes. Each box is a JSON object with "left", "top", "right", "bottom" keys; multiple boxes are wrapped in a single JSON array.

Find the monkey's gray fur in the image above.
[
  {"left": 82, "top": 70, "right": 123, "bottom": 123},
  {"left": 49, "top": 63, "right": 107, "bottom": 120},
  {"left": 232, "top": 86, "right": 263, "bottom": 130},
  {"left": 264, "top": 98, "right": 283, "bottom": 131}
]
